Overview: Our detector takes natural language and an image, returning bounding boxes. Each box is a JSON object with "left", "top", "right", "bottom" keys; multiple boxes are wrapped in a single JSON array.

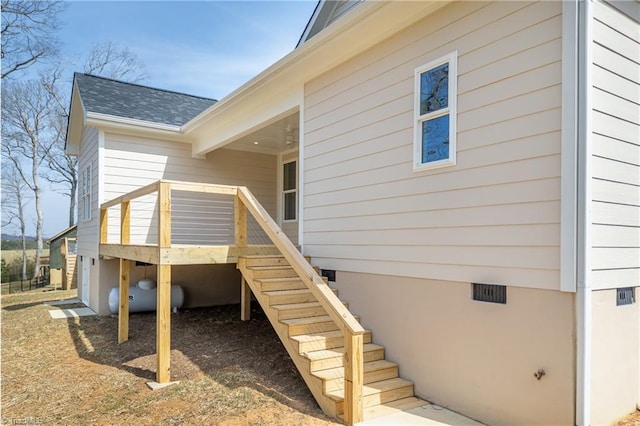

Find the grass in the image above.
[{"left": 1, "top": 289, "right": 339, "bottom": 425}]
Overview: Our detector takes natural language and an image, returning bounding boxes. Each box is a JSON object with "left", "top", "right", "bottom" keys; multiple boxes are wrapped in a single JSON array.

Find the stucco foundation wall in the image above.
[
  {"left": 591, "top": 287, "right": 640, "bottom": 425},
  {"left": 96, "top": 261, "right": 242, "bottom": 316},
  {"left": 331, "top": 270, "right": 575, "bottom": 425}
]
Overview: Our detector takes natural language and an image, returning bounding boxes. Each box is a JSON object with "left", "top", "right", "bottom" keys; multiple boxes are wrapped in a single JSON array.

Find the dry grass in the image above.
[
  {"left": 614, "top": 411, "right": 640, "bottom": 426},
  {"left": 1, "top": 289, "right": 339, "bottom": 425}
]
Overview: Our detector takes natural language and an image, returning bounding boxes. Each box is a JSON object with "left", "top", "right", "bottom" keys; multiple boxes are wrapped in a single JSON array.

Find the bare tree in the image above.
[
  {"left": 41, "top": 42, "right": 147, "bottom": 227},
  {"left": 1, "top": 79, "right": 56, "bottom": 277},
  {"left": 1, "top": 0, "right": 66, "bottom": 79},
  {"left": 1, "top": 162, "right": 31, "bottom": 280},
  {"left": 83, "top": 41, "right": 148, "bottom": 82}
]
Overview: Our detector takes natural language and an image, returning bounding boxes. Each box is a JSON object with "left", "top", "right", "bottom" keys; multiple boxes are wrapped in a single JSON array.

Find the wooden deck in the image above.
[
  {"left": 100, "top": 243, "right": 280, "bottom": 265},
  {"left": 99, "top": 180, "right": 368, "bottom": 424}
]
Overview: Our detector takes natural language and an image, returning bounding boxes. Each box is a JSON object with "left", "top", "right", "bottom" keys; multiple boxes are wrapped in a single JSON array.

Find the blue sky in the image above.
[
  {"left": 60, "top": 1, "right": 317, "bottom": 98},
  {"left": 29, "top": 0, "right": 317, "bottom": 237}
]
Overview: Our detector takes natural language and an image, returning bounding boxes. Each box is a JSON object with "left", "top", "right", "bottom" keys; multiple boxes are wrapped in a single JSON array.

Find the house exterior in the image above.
[
  {"left": 66, "top": 1, "right": 639, "bottom": 425},
  {"left": 47, "top": 224, "right": 77, "bottom": 289}
]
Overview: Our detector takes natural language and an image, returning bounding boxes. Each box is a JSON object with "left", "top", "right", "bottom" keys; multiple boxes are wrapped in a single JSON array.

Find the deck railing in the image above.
[{"left": 99, "top": 180, "right": 365, "bottom": 423}]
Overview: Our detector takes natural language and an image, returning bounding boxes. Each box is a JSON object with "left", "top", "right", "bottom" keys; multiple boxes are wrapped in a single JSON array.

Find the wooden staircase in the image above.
[{"left": 237, "top": 255, "right": 424, "bottom": 423}]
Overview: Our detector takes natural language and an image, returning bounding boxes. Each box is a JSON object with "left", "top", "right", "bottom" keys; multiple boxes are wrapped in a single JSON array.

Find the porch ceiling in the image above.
[{"left": 223, "top": 112, "right": 299, "bottom": 155}]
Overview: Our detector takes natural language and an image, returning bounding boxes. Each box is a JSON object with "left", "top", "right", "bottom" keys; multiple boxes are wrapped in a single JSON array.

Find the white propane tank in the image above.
[{"left": 108, "top": 284, "right": 184, "bottom": 314}]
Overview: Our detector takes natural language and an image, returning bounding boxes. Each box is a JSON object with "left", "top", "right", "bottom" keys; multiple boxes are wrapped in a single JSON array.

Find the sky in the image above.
[{"left": 18, "top": 0, "right": 318, "bottom": 237}]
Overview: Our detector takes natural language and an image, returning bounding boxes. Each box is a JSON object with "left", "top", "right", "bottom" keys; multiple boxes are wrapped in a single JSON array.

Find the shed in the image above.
[{"left": 47, "top": 225, "right": 78, "bottom": 289}]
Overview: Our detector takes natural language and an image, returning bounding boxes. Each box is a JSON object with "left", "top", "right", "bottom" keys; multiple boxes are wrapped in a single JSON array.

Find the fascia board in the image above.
[
  {"left": 65, "top": 82, "right": 85, "bottom": 156},
  {"left": 86, "top": 113, "right": 193, "bottom": 144}
]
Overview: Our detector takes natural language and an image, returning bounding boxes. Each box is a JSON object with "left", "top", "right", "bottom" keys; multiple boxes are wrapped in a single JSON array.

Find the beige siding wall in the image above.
[
  {"left": 76, "top": 126, "right": 100, "bottom": 258},
  {"left": 103, "top": 133, "right": 277, "bottom": 245},
  {"left": 332, "top": 271, "right": 575, "bottom": 425},
  {"left": 590, "top": 0, "right": 640, "bottom": 291},
  {"left": 590, "top": 2, "right": 640, "bottom": 424},
  {"left": 591, "top": 288, "right": 640, "bottom": 425},
  {"left": 303, "top": 1, "right": 563, "bottom": 290}
]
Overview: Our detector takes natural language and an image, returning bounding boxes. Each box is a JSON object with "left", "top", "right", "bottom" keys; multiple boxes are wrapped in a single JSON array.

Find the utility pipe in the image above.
[{"left": 576, "top": 0, "right": 593, "bottom": 424}]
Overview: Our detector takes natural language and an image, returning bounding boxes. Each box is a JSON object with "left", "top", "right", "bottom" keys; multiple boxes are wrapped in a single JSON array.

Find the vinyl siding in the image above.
[
  {"left": 590, "top": 0, "right": 640, "bottom": 291},
  {"left": 76, "top": 126, "right": 100, "bottom": 258},
  {"left": 303, "top": 1, "right": 563, "bottom": 290},
  {"left": 102, "top": 133, "right": 276, "bottom": 246}
]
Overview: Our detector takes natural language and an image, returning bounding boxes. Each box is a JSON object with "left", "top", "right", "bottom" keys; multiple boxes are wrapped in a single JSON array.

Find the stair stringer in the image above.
[{"left": 238, "top": 262, "right": 339, "bottom": 417}]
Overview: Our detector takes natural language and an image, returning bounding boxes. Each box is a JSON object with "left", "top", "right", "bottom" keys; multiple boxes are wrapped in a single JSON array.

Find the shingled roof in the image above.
[{"left": 73, "top": 73, "right": 217, "bottom": 127}]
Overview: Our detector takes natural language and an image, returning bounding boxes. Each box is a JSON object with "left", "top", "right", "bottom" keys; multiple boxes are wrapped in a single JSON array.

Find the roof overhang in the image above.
[
  {"left": 184, "top": 0, "right": 450, "bottom": 157},
  {"left": 65, "top": 80, "right": 192, "bottom": 154}
]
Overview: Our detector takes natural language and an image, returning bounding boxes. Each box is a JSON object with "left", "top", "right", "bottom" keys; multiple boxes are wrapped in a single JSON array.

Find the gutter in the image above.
[{"left": 576, "top": 0, "right": 593, "bottom": 424}]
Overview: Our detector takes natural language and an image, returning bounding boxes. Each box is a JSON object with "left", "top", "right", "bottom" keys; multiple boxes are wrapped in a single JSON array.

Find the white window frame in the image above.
[
  {"left": 80, "top": 164, "right": 91, "bottom": 221},
  {"left": 282, "top": 159, "right": 297, "bottom": 222},
  {"left": 413, "top": 51, "right": 457, "bottom": 171}
]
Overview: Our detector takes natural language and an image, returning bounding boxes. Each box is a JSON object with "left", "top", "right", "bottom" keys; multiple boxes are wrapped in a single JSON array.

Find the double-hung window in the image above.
[
  {"left": 80, "top": 164, "right": 91, "bottom": 221},
  {"left": 414, "top": 51, "right": 457, "bottom": 171},
  {"left": 282, "top": 160, "right": 297, "bottom": 221}
]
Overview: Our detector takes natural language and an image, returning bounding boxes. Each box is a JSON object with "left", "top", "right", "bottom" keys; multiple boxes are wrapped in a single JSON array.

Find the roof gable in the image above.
[
  {"left": 74, "top": 73, "right": 217, "bottom": 127},
  {"left": 298, "top": 0, "right": 363, "bottom": 46}
]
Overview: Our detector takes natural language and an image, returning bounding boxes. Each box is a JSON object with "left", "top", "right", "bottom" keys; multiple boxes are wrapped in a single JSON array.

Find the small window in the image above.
[
  {"left": 414, "top": 51, "right": 457, "bottom": 171},
  {"left": 282, "top": 160, "right": 297, "bottom": 221},
  {"left": 80, "top": 164, "right": 91, "bottom": 221}
]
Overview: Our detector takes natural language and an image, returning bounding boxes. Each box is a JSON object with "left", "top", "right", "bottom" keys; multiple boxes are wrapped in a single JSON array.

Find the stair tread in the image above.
[
  {"left": 326, "top": 377, "right": 414, "bottom": 401},
  {"left": 303, "top": 343, "right": 383, "bottom": 360},
  {"left": 263, "top": 289, "right": 312, "bottom": 296},
  {"left": 290, "top": 330, "right": 344, "bottom": 342},
  {"left": 248, "top": 265, "right": 295, "bottom": 270},
  {"left": 256, "top": 277, "right": 303, "bottom": 283},
  {"left": 313, "top": 359, "right": 398, "bottom": 380},
  {"left": 281, "top": 315, "right": 332, "bottom": 325},
  {"left": 272, "top": 301, "right": 321, "bottom": 310}
]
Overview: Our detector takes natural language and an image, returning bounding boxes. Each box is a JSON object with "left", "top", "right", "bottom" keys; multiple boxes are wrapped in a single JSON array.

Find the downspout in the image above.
[{"left": 576, "top": 0, "right": 593, "bottom": 424}]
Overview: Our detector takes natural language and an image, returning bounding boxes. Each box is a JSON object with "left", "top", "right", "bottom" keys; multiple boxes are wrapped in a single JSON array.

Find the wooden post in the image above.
[
  {"left": 158, "top": 182, "right": 171, "bottom": 248},
  {"left": 235, "top": 194, "right": 247, "bottom": 247},
  {"left": 156, "top": 264, "right": 171, "bottom": 383},
  {"left": 100, "top": 208, "right": 108, "bottom": 244},
  {"left": 118, "top": 258, "right": 130, "bottom": 344},
  {"left": 240, "top": 276, "right": 251, "bottom": 321},
  {"left": 343, "top": 331, "right": 364, "bottom": 425},
  {"left": 121, "top": 200, "right": 130, "bottom": 245},
  {"left": 156, "top": 182, "right": 172, "bottom": 383}
]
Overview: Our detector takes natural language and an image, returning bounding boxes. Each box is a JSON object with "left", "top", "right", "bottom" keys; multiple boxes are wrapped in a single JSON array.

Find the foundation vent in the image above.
[
  {"left": 616, "top": 287, "right": 635, "bottom": 306},
  {"left": 472, "top": 283, "right": 507, "bottom": 304},
  {"left": 321, "top": 269, "right": 336, "bottom": 282}
]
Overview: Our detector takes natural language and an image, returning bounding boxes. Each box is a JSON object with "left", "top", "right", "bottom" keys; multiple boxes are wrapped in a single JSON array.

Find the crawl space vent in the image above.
[
  {"left": 472, "top": 283, "right": 507, "bottom": 304},
  {"left": 616, "top": 287, "right": 635, "bottom": 306}
]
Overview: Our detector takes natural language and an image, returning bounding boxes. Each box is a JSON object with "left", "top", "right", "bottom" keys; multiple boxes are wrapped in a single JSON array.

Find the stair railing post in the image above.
[
  {"left": 344, "top": 330, "right": 364, "bottom": 424},
  {"left": 100, "top": 208, "right": 108, "bottom": 244}
]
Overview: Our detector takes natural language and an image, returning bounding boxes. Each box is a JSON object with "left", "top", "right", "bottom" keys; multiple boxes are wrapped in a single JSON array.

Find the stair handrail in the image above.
[
  {"left": 237, "top": 186, "right": 365, "bottom": 424},
  {"left": 237, "top": 186, "right": 364, "bottom": 335}
]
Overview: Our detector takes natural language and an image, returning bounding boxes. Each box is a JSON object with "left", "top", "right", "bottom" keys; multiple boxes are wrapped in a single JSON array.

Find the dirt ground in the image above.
[
  {"left": 1, "top": 289, "right": 339, "bottom": 425},
  {"left": 3, "top": 289, "right": 640, "bottom": 426}
]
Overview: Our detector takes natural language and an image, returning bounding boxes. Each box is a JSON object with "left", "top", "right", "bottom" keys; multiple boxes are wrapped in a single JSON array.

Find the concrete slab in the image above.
[
  {"left": 44, "top": 298, "right": 81, "bottom": 306},
  {"left": 146, "top": 381, "right": 180, "bottom": 391},
  {"left": 359, "top": 403, "right": 484, "bottom": 426},
  {"left": 48, "top": 307, "right": 96, "bottom": 319}
]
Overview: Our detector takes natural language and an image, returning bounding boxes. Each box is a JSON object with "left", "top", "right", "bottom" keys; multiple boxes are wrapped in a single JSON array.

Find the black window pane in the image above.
[
  {"left": 283, "top": 161, "right": 296, "bottom": 191},
  {"left": 284, "top": 192, "right": 296, "bottom": 221}
]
